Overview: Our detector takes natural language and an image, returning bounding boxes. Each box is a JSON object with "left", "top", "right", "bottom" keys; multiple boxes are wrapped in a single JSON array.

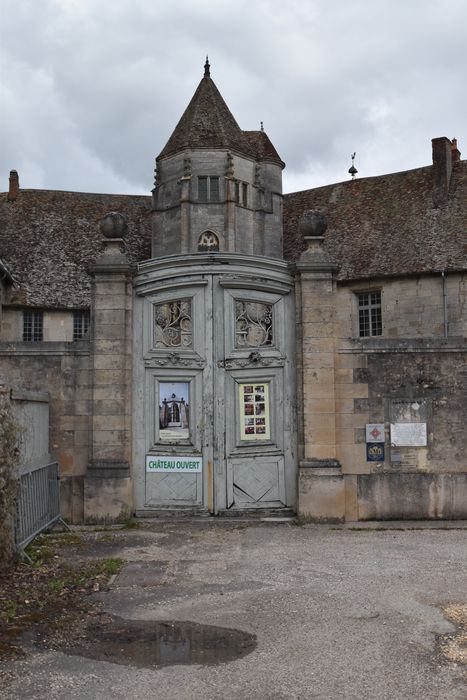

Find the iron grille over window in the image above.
[
  {"left": 73, "top": 310, "right": 90, "bottom": 341},
  {"left": 23, "top": 310, "right": 43, "bottom": 342},
  {"left": 198, "top": 176, "right": 220, "bottom": 202},
  {"left": 154, "top": 298, "right": 192, "bottom": 348},
  {"left": 358, "top": 291, "right": 382, "bottom": 337},
  {"left": 235, "top": 301, "right": 273, "bottom": 347}
]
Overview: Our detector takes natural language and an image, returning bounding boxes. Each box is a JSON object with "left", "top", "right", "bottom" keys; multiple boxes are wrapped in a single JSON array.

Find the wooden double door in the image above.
[{"left": 133, "top": 256, "right": 296, "bottom": 514}]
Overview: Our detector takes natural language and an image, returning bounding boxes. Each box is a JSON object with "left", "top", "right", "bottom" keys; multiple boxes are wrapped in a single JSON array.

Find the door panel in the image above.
[
  {"left": 146, "top": 472, "right": 199, "bottom": 505},
  {"left": 227, "top": 456, "right": 285, "bottom": 507},
  {"left": 216, "top": 280, "right": 289, "bottom": 510}
]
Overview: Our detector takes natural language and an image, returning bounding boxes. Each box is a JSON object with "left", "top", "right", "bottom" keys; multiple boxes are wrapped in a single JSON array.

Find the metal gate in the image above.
[{"left": 15, "top": 461, "right": 68, "bottom": 557}]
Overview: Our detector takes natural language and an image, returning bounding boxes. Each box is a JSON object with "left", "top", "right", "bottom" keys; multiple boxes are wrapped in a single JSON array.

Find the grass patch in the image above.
[
  {"left": 0, "top": 534, "right": 124, "bottom": 660},
  {"left": 102, "top": 558, "right": 123, "bottom": 576}
]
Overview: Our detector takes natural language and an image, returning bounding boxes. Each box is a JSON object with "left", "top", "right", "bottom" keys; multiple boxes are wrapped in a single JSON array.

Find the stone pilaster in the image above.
[
  {"left": 84, "top": 213, "right": 133, "bottom": 521},
  {"left": 296, "top": 211, "right": 344, "bottom": 521}
]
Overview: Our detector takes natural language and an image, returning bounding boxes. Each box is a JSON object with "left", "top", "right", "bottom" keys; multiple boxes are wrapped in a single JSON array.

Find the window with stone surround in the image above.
[
  {"left": 23, "top": 310, "right": 43, "bottom": 342},
  {"left": 357, "top": 291, "right": 382, "bottom": 337},
  {"left": 198, "top": 176, "right": 220, "bottom": 202}
]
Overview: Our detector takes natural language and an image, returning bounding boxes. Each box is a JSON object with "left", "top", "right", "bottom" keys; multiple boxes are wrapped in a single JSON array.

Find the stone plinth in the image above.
[{"left": 298, "top": 459, "right": 345, "bottom": 522}]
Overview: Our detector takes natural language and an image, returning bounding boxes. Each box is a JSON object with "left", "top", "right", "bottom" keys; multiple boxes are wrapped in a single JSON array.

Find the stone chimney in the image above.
[
  {"left": 7, "top": 170, "right": 19, "bottom": 202},
  {"left": 432, "top": 137, "right": 455, "bottom": 207},
  {"left": 451, "top": 138, "right": 461, "bottom": 162}
]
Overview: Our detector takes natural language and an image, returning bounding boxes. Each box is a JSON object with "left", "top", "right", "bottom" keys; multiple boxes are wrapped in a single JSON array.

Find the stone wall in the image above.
[
  {"left": 0, "top": 342, "right": 90, "bottom": 522},
  {"left": 298, "top": 262, "right": 467, "bottom": 521}
]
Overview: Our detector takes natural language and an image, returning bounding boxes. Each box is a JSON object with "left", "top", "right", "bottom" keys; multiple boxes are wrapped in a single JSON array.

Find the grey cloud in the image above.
[{"left": 1, "top": 0, "right": 466, "bottom": 194}]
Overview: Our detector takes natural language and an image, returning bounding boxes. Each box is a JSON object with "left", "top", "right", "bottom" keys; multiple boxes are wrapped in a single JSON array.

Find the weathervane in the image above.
[{"left": 348, "top": 152, "right": 358, "bottom": 179}]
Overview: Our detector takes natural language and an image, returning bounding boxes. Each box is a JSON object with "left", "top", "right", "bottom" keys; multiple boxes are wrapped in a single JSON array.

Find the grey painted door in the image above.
[
  {"left": 133, "top": 256, "right": 296, "bottom": 514},
  {"left": 213, "top": 277, "right": 294, "bottom": 511}
]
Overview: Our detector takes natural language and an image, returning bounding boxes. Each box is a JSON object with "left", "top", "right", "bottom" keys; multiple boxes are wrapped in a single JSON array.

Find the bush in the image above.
[{"left": 0, "top": 390, "right": 22, "bottom": 569}]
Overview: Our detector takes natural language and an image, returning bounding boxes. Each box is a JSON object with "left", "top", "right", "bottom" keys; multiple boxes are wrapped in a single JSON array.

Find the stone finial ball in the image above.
[
  {"left": 99, "top": 212, "right": 128, "bottom": 239},
  {"left": 298, "top": 210, "right": 327, "bottom": 238}
]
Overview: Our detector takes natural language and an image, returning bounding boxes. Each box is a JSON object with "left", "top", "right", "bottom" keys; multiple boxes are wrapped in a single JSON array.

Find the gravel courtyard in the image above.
[{"left": 1, "top": 520, "right": 466, "bottom": 700}]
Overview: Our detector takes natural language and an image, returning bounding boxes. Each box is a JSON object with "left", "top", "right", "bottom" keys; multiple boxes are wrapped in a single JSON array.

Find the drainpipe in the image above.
[{"left": 441, "top": 271, "right": 448, "bottom": 338}]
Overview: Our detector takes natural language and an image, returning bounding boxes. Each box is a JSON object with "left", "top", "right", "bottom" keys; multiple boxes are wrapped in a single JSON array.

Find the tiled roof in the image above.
[
  {"left": 243, "top": 131, "right": 284, "bottom": 167},
  {"left": 0, "top": 189, "right": 151, "bottom": 308},
  {"left": 158, "top": 74, "right": 257, "bottom": 161},
  {"left": 1, "top": 157, "right": 466, "bottom": 309},
  {"left": 283, "top": 160, "right": 467, "bottom": 280},
  {"left": 0, "top": 258, "right": 13, "bottom": 283}
]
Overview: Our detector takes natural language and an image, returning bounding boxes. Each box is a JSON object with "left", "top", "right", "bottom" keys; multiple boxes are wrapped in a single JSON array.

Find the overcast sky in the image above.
[{"left": 1, "top": 0, "right": 465, "bottom": 195}]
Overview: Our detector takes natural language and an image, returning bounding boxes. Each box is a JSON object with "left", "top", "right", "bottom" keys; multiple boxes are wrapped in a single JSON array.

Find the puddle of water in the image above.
[{"left": 57, "top": 616, "right": 256, "bottom": 668}]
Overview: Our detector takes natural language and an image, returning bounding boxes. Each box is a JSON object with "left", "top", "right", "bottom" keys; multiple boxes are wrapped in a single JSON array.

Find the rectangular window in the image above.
[
  {"left": 242, "top": 182, "right": 248, "bottom": 207},
  {"left": 358, "top": 291, "right": 382, "bottom": 337},
  {"left": 234, "top": 181, "right": 248, "bottom": 206},
  {"left": 209, "top": 176, "right": 220, "bottom": 202},
  {"left": 198, "top": 176, "right": 220, "bottom": 202},
  {"left": 23, "top": 310, "right": 43, "bottom": 342},
  {"left": 73, "top": 310, "right": 90, "bottom": 341},
  {"left": 198, "top": 176, "right": 208, "bottom": 201}
]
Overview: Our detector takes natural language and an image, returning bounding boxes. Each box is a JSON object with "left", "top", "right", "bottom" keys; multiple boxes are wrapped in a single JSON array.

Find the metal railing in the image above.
[{"left": 15, "top": 461, "right": 69, "bottom": 559}]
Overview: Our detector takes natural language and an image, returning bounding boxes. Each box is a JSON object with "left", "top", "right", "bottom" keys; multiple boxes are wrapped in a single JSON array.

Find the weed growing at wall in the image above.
[{"left": 0, "top": 390, "right": 22, "bottom": 568}]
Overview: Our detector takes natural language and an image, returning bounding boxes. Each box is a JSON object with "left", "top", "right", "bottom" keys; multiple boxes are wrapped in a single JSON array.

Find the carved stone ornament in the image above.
[
  {"left": 183, "top": 157, "right": 192, "bottom": 178},
  {"left": 154, "top": 299, "right": 192, "bottom": 348},
  {"left": 298, "top": 210, "right": 327, "bottom": 239},
  {"left": 218, "top": 351, "right": 285, "bottom": 369},
  {"left": 235, "top": 301, "right": 273, "bottom": 347},
  {"left": 145, "top": 352, "right": 205, "bottom": 368},
  {"left": 226, "top": 152, "right": 235, "bottom": 178},
  {"left": 99, "top": 212, "right": 128, "bottom": 239},
  {"left": 198, "top": 231, "right": 219, "bottom": 252}
]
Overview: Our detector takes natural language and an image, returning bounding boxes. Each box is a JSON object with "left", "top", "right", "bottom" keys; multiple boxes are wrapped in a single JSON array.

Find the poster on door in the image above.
[
  {"left": 239, "top": 382, "right": 271, "bottom": 440},
  {"left": 159, "top": 381, "right": 190, "bottom": 442}
]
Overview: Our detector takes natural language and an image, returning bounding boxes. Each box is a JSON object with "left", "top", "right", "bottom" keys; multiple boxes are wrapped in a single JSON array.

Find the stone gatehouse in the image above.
[{"left": 1, "top": 60, "right": 467, "bottom": 522}]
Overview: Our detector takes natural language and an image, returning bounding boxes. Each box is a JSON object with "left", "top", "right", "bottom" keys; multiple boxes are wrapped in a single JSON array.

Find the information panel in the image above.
[{"left": 390, "top": 423, "right": 427, "bottom": 447}]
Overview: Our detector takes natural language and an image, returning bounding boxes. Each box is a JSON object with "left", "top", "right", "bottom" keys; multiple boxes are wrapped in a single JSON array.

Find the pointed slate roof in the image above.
[
  {"left": 243, "top": 130, "right": 285, "bottom": 168},
  {"left": 158, "top": 59, "right": 258, "bottom": 161}
]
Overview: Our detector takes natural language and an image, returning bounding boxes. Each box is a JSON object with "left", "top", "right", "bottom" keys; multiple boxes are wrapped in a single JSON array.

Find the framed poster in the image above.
[
  {"left": 159, "top": 381, "right": 190, "bottom": 442},
  {"left": 239, "top": 382, "right": 271, "bottom": 441}
]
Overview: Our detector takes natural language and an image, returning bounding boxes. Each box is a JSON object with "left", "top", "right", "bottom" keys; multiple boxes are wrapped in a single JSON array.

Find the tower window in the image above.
[
  {"left": 23, "top": 310, "right": 43, "bottom": 342},
  {"left": 198, "top": 176, "right": 220, "bottom": 202},
  {"left": 357, "top": 291, "right": 382, "bottom": 337},
  {"left": 234, "top": 181, "right": 248, "bottom": 206},
  {"left": 242, "top": 183, "right": 248, "bottom": 207},
  {"left": 73, "top": 310, "right": 90, "bottom": 340}
]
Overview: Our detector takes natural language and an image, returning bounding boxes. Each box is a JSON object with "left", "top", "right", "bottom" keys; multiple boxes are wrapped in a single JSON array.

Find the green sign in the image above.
[{"left": 146, "top": 455, "right": 202, "bottom": 473}]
